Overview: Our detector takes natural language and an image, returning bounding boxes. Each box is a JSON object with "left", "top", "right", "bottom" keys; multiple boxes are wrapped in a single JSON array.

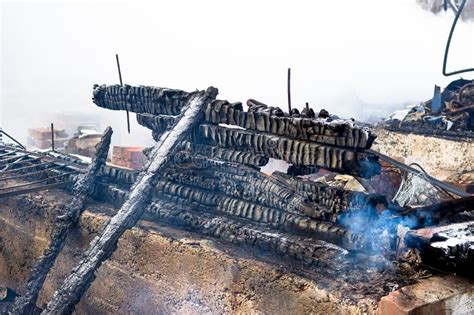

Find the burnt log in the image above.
[{"left": 92, "top": 84, "right": 193, "bottom": 115}]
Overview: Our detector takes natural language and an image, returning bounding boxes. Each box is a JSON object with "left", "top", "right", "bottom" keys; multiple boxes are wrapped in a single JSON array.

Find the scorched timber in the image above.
[
  {"left": 42, "top": 87, "right": 218, "bottom": 315},
  {"left": 10, "top": 127, "right": 113, "bottom": 315}
]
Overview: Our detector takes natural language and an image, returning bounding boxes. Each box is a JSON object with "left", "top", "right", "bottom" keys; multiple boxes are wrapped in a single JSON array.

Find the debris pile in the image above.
[{"left": 384, "top": 79, "right": 474, "bottom": 137}]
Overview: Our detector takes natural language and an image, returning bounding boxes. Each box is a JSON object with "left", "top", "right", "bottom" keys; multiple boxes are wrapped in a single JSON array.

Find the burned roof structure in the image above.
[{"left": 1, "top": 82, "right": 473, "bottom": 314}]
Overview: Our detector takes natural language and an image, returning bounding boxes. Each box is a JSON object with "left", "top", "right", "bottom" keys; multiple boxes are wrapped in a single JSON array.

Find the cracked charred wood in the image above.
[
  {"left": 95, "top": 182, "right": 129, "bottom": 207},
  {"left": 10, "top": 127, "right": 113, "bottom": 315},
  {"left": 197, "top": 124, "right": 380, "bottom": 178},
  {"left": 92, "top": 84, "right": 194, "bottom": 115},
  {"left": 203, "top": 101, "right": 375, "bottom": 149},
  {"left": 404, "top": 222, "right": 474, "bottom": 276},
  {"left": 42, "top": 87, "right": 218, "bottom": 315},
  {"left": 153, "top": 180, "right": 356, "bottom": 248},
  {"left": 136, "top": 113, "right": 178, "bottom": 132},
  {"left": 287, "top": 165, "right": 320, "bottom": 176},
  {"left": 272, "top": 171, "right": 388, "bottom": 218},
  {"left": 100, "top": 165, "right": 137, "bottom": 186},
  {"left": 145, "top": 200, "right": 363, "bottom": 260},
  {"left": 163, "top": 164, "right": 328, "bottom": 219},
  {"left": 182, "top": 142, "right": 269, "bottom": 167}
]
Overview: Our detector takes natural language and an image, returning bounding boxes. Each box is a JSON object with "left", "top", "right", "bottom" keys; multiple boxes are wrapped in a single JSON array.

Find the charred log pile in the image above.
[{"left": 90, "top": 83, "right": 386, "bottom": 254}]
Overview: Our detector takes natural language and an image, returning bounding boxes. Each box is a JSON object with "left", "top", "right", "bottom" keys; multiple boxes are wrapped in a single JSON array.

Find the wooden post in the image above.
[
  {"left": 287, "top": 68, "right": 292, "bottom": 113},
  {"left": 50, "top": 123, "right": 55, "bottom": 152},
  {"left": 116, "top": 54, "right": 131, "bottom": 134}
]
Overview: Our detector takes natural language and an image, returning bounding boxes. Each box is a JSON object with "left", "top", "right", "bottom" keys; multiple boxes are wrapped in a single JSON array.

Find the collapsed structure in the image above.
[{"left": 0, "top": 83, "right": 473, "bottom": 314}]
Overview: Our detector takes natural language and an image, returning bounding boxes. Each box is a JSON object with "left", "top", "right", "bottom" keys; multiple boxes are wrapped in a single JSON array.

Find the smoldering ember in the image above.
[{"left": 1, "top": 2, "right": 474, "bottom": 315}]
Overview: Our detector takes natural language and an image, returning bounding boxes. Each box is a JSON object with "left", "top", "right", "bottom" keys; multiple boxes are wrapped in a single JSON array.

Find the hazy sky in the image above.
[{"left": 1, "top": 0, "right": 473, "bottom": 146}]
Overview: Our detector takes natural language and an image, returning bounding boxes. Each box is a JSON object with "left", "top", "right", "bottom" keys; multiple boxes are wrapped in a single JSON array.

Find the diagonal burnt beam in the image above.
[
  {"left": 42, "top": 86, "right": 218, "bottom": 315},
  {"left": 10, "top": 127, "right": 113, "bottom": 315}
]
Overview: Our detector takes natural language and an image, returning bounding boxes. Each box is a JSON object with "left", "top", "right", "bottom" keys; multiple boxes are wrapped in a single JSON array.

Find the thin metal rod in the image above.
[
  {"left": 116, "top": 54, "right": 131, "bottom": 134},
  {"left": 0, "top": 153, "right": 27, "bottom": 164},
  {"left": 443, "top": 0, "right": 473, "bottom": 76},
  {"left": 0, "top": 171, "right": 79, "bottom": 192},
  {"left": 0, "top": 130, "right": 26, "bottom": 149},
  {"left": 0, "top": 161, "right": 55, "bottom": 175},
  {"left": 0, "top": 181, "right": 73, "bottom": 199},
  {"left": 287, "top": 68, "right": 292, "bottom": 113},
  {"left": 0, "top": 163, "right": 71, "bottom": 181},
  {"left": 2, "top": 157, "right": 41, "bottom": 167},
  {"left": 0, "top": 150, "right": 17, "bottom": 158},
  {"left": 51, "top": 123, "right": 55, "bottom": 152},
  {"left": 368, "top": 149, "right": 470, "bottom": 197}
]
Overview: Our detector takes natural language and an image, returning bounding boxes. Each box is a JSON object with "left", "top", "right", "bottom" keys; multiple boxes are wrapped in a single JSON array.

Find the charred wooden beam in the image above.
[
  {"left": 182, "top": 142, "right": 269, "bottom": 167},
  {"left": 204, "top": 100, "right": 376, "bottom": 149},
  {"left": 92, "top": 84, "right": 193, "bottom": 115},
  {"left": 197, "top": 124, "right": 380, "bottom": 178},
  {"left": 399, "top": 196, "right": 474, "bottom": 228},
  {"left": 272, "top": 171, "right": 388, "bottom": 218},
  {"left": 42, "top": 87, "right": 218, "bottom": 315},
  {"left": 136, "top": 113, "right": 178, "bottom": 132},
  {"left": 10, "top": 127, "right": 113, "bottom": 315},
  {"left": 145, "top": 200, "right": 363, "bottom": 260}
]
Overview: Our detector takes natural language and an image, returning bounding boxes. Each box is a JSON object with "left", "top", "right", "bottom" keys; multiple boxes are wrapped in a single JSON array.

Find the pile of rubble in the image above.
[{"left": 384, "top": 79, "right": 474, "bottom": 137}]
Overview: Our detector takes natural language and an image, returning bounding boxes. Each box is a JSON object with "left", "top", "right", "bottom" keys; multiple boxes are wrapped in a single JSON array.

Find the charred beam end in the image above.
[
  {"left": 42, "top": 87, "right": 218, "bottom": 315},
  {"left": 136, "top": 113, "right": 178, "bottom": 132},
  {"left": 10, "top": 127, "right": 113, "bottom": 315},
  {"left": 92, "top": 84, "right": 194, "bottom": 116}
]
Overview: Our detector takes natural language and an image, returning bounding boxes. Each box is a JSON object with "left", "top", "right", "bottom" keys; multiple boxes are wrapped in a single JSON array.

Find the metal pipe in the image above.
[
  {"left": 443, "top": 0, "right": 474, "bottom": 76},
  {"left": 0, "top": 130, "right": 26, "bottom": 149},
  {"left": 116, "top": 54, "right": 131, "bottom": 134}
]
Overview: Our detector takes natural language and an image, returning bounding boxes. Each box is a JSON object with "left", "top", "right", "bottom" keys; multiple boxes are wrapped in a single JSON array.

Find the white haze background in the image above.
[{"left": 1, "top": 0, "right": 473, "bottom": 146}]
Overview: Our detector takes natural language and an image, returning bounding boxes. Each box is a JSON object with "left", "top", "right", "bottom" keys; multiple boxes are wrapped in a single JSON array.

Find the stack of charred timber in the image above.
[
  {"left": 91, "top": 83, "right": 385, "bottom": 253},
  {"left": 93, "top": 84, "right": 380, "bottom": 178}
]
